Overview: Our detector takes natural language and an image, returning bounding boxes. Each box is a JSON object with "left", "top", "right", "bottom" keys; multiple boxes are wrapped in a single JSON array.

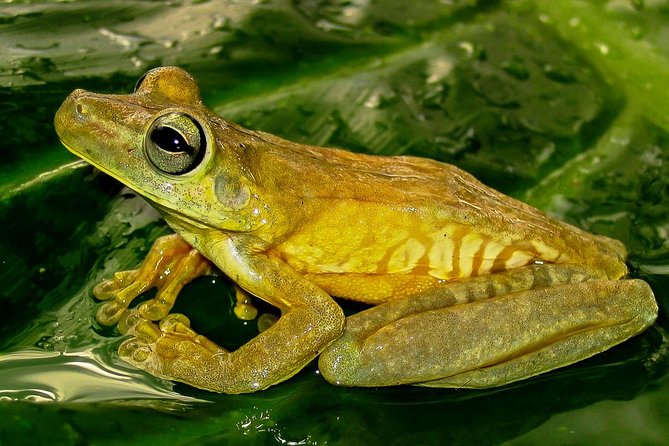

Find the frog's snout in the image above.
[
  {"left": 55, "top": 88, "right": 136, "bottom": 148},
  {"left": 54, "top": 89, "right": 86, "bottom": 139}
]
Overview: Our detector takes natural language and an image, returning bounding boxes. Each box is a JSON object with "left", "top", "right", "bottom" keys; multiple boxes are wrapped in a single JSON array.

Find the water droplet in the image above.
[
  {"left": 458, "top": 41, "right": 474, "bottom": 57},
  {"left": 364, "top": 93, "right": 381, "bottom": 109},
  {"left": 212, "top": 14, "right": 231, "bottom": 31},
  {"left": 159, "top": 39, "right": 176, "bottom": 49},
  {"left": 594, "top": 42, "right": 609, "bottom": 55},
  {"left": 129, "top": 56, "right": 146, "bottom": 69},
  {"left": 426, "top": 56, "right": 454, "bottom": 84},
  {"left": 315, "top": 19, "right": 348, "bottom": 32},
  {"left": 98, "top": 27, "right": 148, "bottom": 51},
  {"left": 35, "top": 336, "right": 54, "bottom": 351}
]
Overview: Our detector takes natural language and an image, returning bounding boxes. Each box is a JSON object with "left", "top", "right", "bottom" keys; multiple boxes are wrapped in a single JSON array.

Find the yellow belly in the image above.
[{"left": 274, "top": 201, "right": 560, "bottom": 297}]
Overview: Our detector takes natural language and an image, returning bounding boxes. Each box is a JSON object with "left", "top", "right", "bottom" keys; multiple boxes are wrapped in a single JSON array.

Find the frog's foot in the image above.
[
  {"left": 106, "top": 253, "right": 345, "bottom": 394},
  {"left": 117, "top": 310, "right": 226, "bottom": 388},
  {"left": 233, "top": 285, "right": 258, "bottom": 321},
  {"left": 94, "top": 234, "right": 213, "bottom": 326}
]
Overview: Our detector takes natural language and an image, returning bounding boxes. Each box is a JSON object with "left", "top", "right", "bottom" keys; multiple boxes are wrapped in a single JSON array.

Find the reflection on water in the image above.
[
  {"left": 0, "top": 347, "right": 205, "bottom": 405},
  {"left": 506, "top": 373, "right": 669, "bottom": 446}
]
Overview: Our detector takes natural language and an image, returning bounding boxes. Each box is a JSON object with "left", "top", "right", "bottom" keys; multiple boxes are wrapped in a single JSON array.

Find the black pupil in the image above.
[{"left": 151, "top": 126, "right": 193, "bottom": 154}]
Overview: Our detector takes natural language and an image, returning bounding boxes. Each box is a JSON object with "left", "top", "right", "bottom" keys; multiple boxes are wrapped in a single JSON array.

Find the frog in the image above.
[{"left": 54, "top": 66, "right": 658, "bottom": 394}]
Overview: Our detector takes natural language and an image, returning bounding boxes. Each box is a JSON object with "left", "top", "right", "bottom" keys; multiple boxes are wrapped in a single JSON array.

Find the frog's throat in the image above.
[{"left": 151, "top": 201, "right": 216, "bottom": 233}]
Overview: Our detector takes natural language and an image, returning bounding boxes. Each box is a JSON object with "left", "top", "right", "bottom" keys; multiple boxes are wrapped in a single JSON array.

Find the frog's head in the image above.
[{"left": 55, "top": 67, "right": 261, "bottom": 233}]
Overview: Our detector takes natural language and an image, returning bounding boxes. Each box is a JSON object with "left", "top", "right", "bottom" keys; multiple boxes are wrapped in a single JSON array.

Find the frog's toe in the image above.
[
  {"left": 117, "top": 308, "right": 142, "bottom": 334},
  {"left": 159, "top": 314, "right": 223, "bottom": 355},
  {"left": 233, "top": 286, "right": 259, "bottom": 321},
  {"left": 138, "top": 299, "right": 172, "bottom": 321},
  {"left": 117, "top": 309, "right": 162, "bottom": 341},
  {"left": 257, "top": 313, "right": 279, "bottom": 332},
  {"left": 93, "top": 270, "right": 139, "bottom": 300},
  {"left": 117, "top": 336, "right": 176, "bottom": 379},
  {"left": 94, "top": 272, "right": 148, "bottom": 325},
  {"left": 96, "top": 300, "right": 128, "bottom": 326},
  {"left": 119, "top": 338, "right": 152, "bottom": 363},
  {"left": 159, "top": 313, "right": 194, "bottom": 335}
]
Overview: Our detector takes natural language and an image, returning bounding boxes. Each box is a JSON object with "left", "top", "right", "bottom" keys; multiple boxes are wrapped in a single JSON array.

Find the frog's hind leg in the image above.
[
  {"left": 95, "top": 234, "right": 213, "bottom": 325},
  {"left": 318, "top": 264, "right": 657, "bottom": 388}
]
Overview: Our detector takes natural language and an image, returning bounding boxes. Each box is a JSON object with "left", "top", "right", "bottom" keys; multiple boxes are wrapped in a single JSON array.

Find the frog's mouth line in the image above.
[
  {"left": 59, "top": 140, "right": 152, "bottom": 201},
  {"left": 60, "top": 141, "right": 120, "bottom": 181}
]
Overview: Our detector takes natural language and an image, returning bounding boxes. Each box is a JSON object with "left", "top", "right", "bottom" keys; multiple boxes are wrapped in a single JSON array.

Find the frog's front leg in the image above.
[
  {"left": 95, "top": 234, "right": 213, "bottom": 325},
  {"left": 319, "top": 264, "right": 657, "bottom": 388},
  {"left": 117, "top": 248, "right": 345, "bottom": 393}
]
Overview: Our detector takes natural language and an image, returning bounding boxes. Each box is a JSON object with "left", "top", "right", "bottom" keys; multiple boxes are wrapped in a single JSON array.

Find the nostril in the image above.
[{"left": 74, "top": 101, "right": 89, "bottom": 120}]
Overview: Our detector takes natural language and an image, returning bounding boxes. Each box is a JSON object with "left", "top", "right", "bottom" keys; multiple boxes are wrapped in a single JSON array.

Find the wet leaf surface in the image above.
[{"left": 1, "top": 0, "right": 668, "bottom": 444}]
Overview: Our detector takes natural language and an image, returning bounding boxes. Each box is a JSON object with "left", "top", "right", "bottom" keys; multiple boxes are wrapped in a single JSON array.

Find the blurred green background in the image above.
[{"left": 2, "top": 0, "right": 669, "bottom": 444}]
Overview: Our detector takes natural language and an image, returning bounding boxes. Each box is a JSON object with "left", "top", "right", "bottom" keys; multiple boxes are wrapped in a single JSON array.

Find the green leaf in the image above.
[{"left": 1, "top": 1, "right": 668, "bottom": 445}]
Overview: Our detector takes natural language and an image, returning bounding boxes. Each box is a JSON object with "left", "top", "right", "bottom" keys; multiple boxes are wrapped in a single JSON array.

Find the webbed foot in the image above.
[{"left": 117, "top": 310, "right": 225, "bottom": 385}]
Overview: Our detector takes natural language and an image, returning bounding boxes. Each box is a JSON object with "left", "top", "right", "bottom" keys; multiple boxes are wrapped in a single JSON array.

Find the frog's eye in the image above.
[{"left": 145, "top": 112, "right": 206, "bottom": 175}]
